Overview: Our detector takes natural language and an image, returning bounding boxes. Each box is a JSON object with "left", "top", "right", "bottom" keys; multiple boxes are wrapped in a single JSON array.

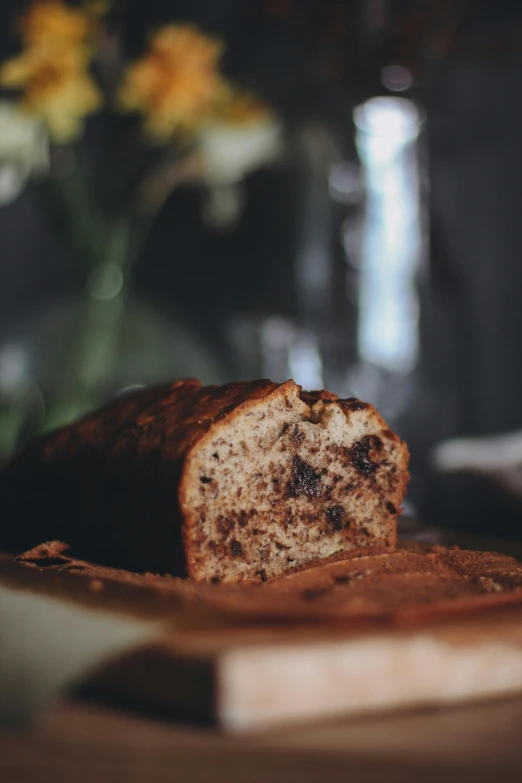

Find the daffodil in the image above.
[
  {"left": 17, "top": 0, "right": 94, "bottom": 50},
  {"left": 196, "top": 89, "right": 281, "bottom": 228},
  {"left": 118, "top": 24, "right": 228, "bottom": 141},
  {"left": 0, "top": 45, "right": 101, "bottom": 142},
  {"left": 0, "top": 0, "right": 103, "bottom": 142},
  {"left": 198, "top": 89, "right": 281, "bottom": 187}
]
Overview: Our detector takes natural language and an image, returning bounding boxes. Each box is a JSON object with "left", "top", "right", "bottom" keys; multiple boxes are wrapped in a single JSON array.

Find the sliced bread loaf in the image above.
[{"left": 0, "top": 379, "right": 409, "bottom": 582}]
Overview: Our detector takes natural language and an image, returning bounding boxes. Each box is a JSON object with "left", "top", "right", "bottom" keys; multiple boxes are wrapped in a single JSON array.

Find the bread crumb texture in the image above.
[{"left": 181, "top": 380, "right": 409, "bottom": 582}]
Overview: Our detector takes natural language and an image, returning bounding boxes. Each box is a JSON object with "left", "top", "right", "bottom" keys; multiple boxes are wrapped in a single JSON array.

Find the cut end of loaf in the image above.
[{"left": 181, "top": 381, "right": 409, "bottom": 583}]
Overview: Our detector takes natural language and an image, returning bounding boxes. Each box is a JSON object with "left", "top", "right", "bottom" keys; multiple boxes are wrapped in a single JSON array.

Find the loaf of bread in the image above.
[{"left": 0, "top": 379, "right": 409, "bottom": 582}]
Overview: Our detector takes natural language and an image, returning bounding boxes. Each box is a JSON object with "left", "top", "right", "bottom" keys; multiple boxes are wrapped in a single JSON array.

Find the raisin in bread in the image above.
[{"left": 0, "top": 379, "right": 409, "bottom": 582}]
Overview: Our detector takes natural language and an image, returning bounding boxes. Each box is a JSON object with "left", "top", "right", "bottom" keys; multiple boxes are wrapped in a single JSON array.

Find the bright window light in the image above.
[{"left": 353, "top": 97, "right": 425, "bottom": 373}]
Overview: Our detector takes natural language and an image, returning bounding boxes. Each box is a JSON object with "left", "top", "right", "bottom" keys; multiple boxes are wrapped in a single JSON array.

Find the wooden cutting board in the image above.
[{"left": 3, "top": 530, "right": 522, "bottom": 731}]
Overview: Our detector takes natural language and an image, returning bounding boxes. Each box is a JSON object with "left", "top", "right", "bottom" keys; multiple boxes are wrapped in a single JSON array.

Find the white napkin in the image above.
[{"left": 0, "top": 584, "right": 158, "bottom": 727}]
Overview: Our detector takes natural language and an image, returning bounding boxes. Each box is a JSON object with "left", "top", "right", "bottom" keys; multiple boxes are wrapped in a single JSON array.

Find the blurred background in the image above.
[{"left": 1, "top": 0, "right": 522, "bottom": 538}]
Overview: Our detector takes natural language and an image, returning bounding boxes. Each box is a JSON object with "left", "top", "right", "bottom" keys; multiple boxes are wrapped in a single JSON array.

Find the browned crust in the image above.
[
  {"left": 0, "top": 379, "right": 280, "bottom": 576},
  {"left": 299, "top": 389, "right": 339, "bottom": 405}
]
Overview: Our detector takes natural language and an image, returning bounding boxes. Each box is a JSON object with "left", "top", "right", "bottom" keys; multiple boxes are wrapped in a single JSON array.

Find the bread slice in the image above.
[{"left": 0, "top": 379, "right": 409, "bottom": 583}]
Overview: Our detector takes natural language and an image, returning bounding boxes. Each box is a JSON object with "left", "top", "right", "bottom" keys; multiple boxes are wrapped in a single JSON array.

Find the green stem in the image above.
[
  {"left": 74, "top": 218, "right": 130, "bottom": 386},
  {"left": 0, "top": 144, "right": 165, "bottom": 452},
  {"left": 37, "top": 145, "right": 162, "bottom": 434},
  {"left": 41, "top": 216, "right": 132, "bottom": 432},
  {"left": 48, "top": 147, "right": 104, "bottom": 266}
]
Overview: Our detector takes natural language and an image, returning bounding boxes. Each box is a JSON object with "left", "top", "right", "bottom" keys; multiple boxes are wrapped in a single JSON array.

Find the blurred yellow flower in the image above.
[
  {"left": 0, "top": 46, "right": 101, "bottom": 142},
  {"left": 17, "top": 0, "right": 94, "bottom": 50},
  {"left": 0, "top": 1, "right": 103, "bottom": 142},
  {"left": 118, "top": 24, "right": 228, "bottom": 141}
]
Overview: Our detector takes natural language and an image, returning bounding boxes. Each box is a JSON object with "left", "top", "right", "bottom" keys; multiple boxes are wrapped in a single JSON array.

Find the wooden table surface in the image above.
[
  {"left": 3, "top": 524, "right": 522, "bottom": 781},
  {"left": 2, "top": 695, "right": 522, "bottom": 782}
]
